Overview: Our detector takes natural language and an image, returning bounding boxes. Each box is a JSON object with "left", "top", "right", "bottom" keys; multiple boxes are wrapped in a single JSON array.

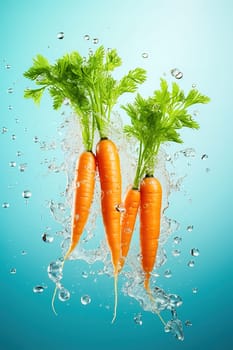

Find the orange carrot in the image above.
[
  {"left": 119, "top": 187, "right": 140, "bottom": 270},
  {"left": 64, "top": 150, "right": 96, "bottom": 260},
  {"left": 51, "top": 151, "right": 96, "bottom": 314},
  {"left": 96, "top": 138, "right": 121, "bottom": 322},
  {"left": 139, "top": 175, "right": 162, "bottom": 292}
]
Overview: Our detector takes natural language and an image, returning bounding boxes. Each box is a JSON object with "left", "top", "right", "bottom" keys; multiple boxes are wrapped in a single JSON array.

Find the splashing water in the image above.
[{"left": 45, "top": 111, "right": 197, "bottom": 341}]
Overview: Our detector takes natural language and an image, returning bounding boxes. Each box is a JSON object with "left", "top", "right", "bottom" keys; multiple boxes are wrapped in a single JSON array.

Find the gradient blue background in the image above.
[{"left": 1, "top": 1, "right": 232, "bottom": 349}]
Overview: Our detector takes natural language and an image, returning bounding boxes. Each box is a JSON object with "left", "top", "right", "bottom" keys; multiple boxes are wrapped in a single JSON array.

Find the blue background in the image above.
[{"left": 1, "top": 0, "right": 233, "bottom": 349}]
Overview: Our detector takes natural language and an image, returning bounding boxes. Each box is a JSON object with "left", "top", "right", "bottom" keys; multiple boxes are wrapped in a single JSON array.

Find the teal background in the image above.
[{"left": 1, "top": 0, "right": 232, "bottom": 349}]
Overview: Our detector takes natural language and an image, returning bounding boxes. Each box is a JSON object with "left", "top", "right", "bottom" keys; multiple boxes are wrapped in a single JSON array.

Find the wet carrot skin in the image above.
[
  {"left": 96, "top": 138, "right": 122, "bottom": 273},
  {"left": 65, "top": 151, "right": 96, "bottom": 258},
  {"left": 120, "top": 187, "right": 140, "bottom": 270},
  {"left": 139, "top": 176, "right": 162, "bottom": 281}
]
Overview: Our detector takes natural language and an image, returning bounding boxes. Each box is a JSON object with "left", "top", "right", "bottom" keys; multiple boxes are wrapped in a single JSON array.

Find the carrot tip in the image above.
[{"left": 111, "top": 273, "right": 118, "bottom": 324}]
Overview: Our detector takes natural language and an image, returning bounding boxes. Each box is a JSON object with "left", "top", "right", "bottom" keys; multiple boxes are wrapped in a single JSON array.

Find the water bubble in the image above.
[
  {"left": 16, "top": 151, "right": 22, "bottom": 157},
  {"left": 5, "top": 64, "right": 11, "bottom": 69},
  {"left": 173, "top": 236, "right": 182, "bottom": 244},
  {"left": 185, "top": 320, "right": 192, "bottom": 327},
  {"left": 192, "top": 83, "right": 196, "bottom": 88},
  {"left": 1, "top": 127, "right": 8, "bottom": 134},
  {"left": 57, "top": 32, "right": 64, "bottom": 40},
  {"left": 172, "top": 249, "right": 181, "bottom": 257},
  {"left": 58, "top": 287, "right": 70, "bottom": 301},
  {"left": 47, "top": 260, "right": 63, "bottom": 283},
  {"left": 93, "top": 38, "right": 99, "bottom": 44},
  {"left": 33, "top": 285, "right": 45, "bottom": 293},
  {"left": 7, "top": 87, "right": 14, "bottom": 94},
  {"left": 22, "top": 190, "right": 32, "bottom": 199},
  {"left": 115, "top": 204, "right": 126, "bottom": 213},
  {"left": 19, "top": 163, "right": 27, "bottom": 172},
  {"left": 8, "top": 105, "right": 13, "bottom": 110},
  {"left": 42, "top": 233, "right": 54, "bottom": 243},
  {"left": 164, "top": 319, "right": 184, "bottom": 341},
  {"left": 192, "top": 287, "right": 198, "bottom": 294},
  {"left": 82, "top": 271, "right": 88, "bottom": 279},
  {"left": 187, "top": 260, "right": 195, "bottom": 268},
  {"left": 10, "top": 268, "right": 16, "bottom": 274},
  {"left": 164, "top": 269, "right": 172, "bottom": 278},
  {"left": 33, "top": 136, "right": 39, "bottom": 143},
  {"left": 168, "top": 294, "right": 183, "bottom": 308},
  {"left": 134, "top": 313, "right": 143, "bottom": 325},
  {"left": 182, "top": 148, "right": 196, "bottom": 157},
  {"left": 2, "top": 202, "right": 10, "bottom": 209},
  {"left": 9, "top": 161, "right": 16, "bottom": 167},
  {"left": 190, "top": 248, "right": 200, "bottom": 257},
  {"left": 81, "top": 294, "right": 91, "bottom": 305},
  {"left": 171, "top": 68, "right": 183, "bottom": 80},
  {"left": 193, "top": 110, "right": 199, "bottom": 116},
  {"left": 88, "top": 48, "right": 93, "bottom": 56},
  {"left": 186, "top": 225, "right": 193, "bottom": 232},
  {"left": 21, "top": 250, "right": 27, "bottom": 255},
  {"left": 84, "top": 34, "right": 90, "bottom": 40},
  {"left": 206, "top": 167, "right": 211, "bottom": 173},
  {"left": 11, "top": 134, "right": 16, "bottom": 140},
  {"left": 201, "top": 154, "right": 208, "bottom": 160},
  {"left": 142, "top": 52, "right": 149, "bottom": 58}
]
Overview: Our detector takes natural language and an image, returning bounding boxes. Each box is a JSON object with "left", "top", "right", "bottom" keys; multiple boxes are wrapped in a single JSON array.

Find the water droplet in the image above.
[
  {"left": 1, "top": 127, "right": 8, "bottom": 134},
  {"left": 33, "top": 136, "right": 39, "bottom": 143},
  {"left": 84, "top": 34, "right": 90, "bottom": 40},
  {"left": 142, "top": 52, "right": 149, "bottom": 58},
  {"left": 115, "top": 204, "right": 126, "bottom": 213},
  {"left": 190, "top": 248, "right": 200, "bottom": 257},
  {"left": 11, "top": 134, "right": 16, "bottom": 140},
  {"left": 164, "top": 269, "right": 172, "bottom": 278},
  {"left": 164, "top": 319, "right": 184, "bottom": 341},
  {"left": 10, "top": 268, "right": 16, "bottom": 274},
  {"left": 16, "top": 151, "right": 22, "bottom": 157},
  {"left": 47, "top": 260, "right": 63, "bottom": 283},
  {"left": 171, "top": 68, "right": 183, "bottom": 80},
  {"left": 201, "top": 154, "right": 208, "bottom": 160},
  {"left": 187, "top": 260, "right": 195, "bottom": 268},
  {"left": 168, "top": 294, "right": 183, "bottom": 308},
  {"left": 81, "top": 294, "right": 91, "bottom": 305},
  {"left": 182, "top": 148, "right": 196, "bottom": 157},
  {"left": 82, "top": 271, "right": 88, "bottom": 279},
  {"left": 22, "top": 190, "right": 32, "bottom": 199},
  {"left": 186, "top": 225, "right": 193, "bottom": 232},
  {"left": 42, "top": 233, "right": 54, "bottom": 243},
  {"left": 5, "top": 64, "right": 11, "bottom": 69},
  {"left": 2, "top": 202, "right": 10, "bottom": 208},
  {"left": 172, "top": 249, "right": 181, "bottom": 257},
  {"left": 93, "top": 38, "right": 99, "bottom": 44},
  {"left": 134, "top": 313, "right": 143, "bottom": 325},
  {"left": 192, "top": 83, "right": 196, "bottom": 88},
  {"left": 58, "top": 287, "right": 70, "bottom": 301},
  {"left": 19, "top": 163, "right": 27, "bottom": 172},
  {"left": 33, "top": 285, "right": 45, "bottom": 293},
  {"left": 57, "top": 32, "right": 64, "bottom": 40},
  {"left": 192, "top": 287, "right": 198, "bottom": 294},
  {"left": 7, "top": 87, "right": 14, "bottom": 94},
  {"left": 8, "top": 105, "right": 13, "bottom": 110},
  {"left": 9, "top": 161, "right": 16, "bottom": 167},
  {"left": 185, "top": 320, "right": 192, "bottom": 327},
  {"left": 88, "top": 48, "right": 93, "bottom": 56},
  {"left": 173, "top": 236, "right": 182, "bottom": 244},
  {"left": 21, "top": 250, "right": 27, "bottom": 255}
]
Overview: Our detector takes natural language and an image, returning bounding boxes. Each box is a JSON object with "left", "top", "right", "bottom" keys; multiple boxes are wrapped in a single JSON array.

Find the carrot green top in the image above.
[
  {"left": 24, "top": 46, "right": 146, "bottom": 151},
  {"left": 122, "top": 79, "right": 210, "bottom": 189}
]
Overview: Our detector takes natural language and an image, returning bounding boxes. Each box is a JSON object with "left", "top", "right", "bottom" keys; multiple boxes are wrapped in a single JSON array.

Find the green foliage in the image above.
[
  {"left": 24, "top": 46, "right": 146, "bottom": 149},
  {"left": 123, "top": 78, "right": 210, "bottom": 187}
]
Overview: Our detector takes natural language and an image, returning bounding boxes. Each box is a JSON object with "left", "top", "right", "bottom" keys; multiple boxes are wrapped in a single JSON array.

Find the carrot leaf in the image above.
[{"left": 122, "top": 78, "right": 210, "bottom": 188}]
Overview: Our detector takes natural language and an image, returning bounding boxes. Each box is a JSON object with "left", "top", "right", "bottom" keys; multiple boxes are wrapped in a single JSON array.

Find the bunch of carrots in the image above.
[{"left": 24, "top": 46, "right": 210, "bottom": 324}]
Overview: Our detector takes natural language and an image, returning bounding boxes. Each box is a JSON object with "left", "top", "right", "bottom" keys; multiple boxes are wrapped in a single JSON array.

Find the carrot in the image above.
[
  {"left": 64, "top": 151, "right": 96, "bottom": 260},
  {"left": 96, "top": 138, "right": 122, "bottom": 323},
  {"left": 51, "top": 150, "right": 96, "bottom": 314},
  {"left": 139, "top": 176, "right": 162, "bottom": 291},
  {"left": 119, "top": 186, "right": 140, "bottom": 270}
]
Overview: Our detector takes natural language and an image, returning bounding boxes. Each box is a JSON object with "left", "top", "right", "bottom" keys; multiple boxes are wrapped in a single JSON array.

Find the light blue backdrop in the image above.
[{"left": 1, "top": 1, "right": 232, "bottom": 349}]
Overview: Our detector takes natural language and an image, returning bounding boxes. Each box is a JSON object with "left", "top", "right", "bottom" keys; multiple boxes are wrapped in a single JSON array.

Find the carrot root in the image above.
[{"left": 111, "top": 273, "right": 118, "bottom": 324}]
